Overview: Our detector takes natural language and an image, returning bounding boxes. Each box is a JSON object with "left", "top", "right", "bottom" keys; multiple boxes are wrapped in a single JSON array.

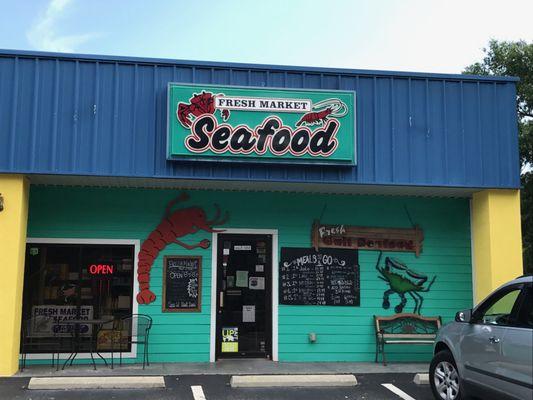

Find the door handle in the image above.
[
  {"left": 219, "top": 291, "right": 224, "bottom": 308},
  {"left": 488, "top": 337, "right": 500, "bottom": 344}
]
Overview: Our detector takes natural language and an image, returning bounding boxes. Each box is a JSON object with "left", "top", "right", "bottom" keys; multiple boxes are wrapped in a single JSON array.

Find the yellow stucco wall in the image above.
[
  {"left": 471, "top": 189, "right": 523, "bottom": 304},
  {"left": 0, "top": 175, "right": 29, "bottom": 376}
]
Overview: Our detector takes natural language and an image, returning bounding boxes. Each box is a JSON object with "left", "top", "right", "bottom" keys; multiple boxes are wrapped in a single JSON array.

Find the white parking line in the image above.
[
  {"left": 381, "top": 383, "right": 417, "bottom": 400},
  {"left": 191, "top": 385, "right": 207, "bottom": 400}
]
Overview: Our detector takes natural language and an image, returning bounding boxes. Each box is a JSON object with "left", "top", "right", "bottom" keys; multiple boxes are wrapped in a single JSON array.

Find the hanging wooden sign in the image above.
[{"left": 311, "top": 220, "right": 424, "bottom": 257}]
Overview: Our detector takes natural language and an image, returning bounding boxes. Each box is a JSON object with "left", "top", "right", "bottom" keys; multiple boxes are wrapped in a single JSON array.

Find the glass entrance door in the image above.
[{"left": 216, "top": 234, "right": 272, "bottom": 359}]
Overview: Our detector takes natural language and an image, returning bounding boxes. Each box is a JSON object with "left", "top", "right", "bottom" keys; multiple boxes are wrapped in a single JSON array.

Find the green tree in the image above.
[{"left": 465, "top": 40, "right": 533, "bottom": 274}]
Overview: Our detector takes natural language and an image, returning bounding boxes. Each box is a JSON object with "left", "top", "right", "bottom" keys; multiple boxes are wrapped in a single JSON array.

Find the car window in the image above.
[
  {"left": 516, "top": 286, "right": 533, "bottom": 328},
  {"left": 475, "top": 288, "right": 522, "bottom": 326}
]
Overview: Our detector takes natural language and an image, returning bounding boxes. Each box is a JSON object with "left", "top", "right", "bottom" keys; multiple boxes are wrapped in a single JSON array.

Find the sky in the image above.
[{"left": 0, "top": 0, "right": 532, "bottom": 74}]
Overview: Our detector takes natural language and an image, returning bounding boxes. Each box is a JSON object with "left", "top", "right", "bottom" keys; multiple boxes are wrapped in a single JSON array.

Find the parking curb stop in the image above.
[
  {"left": 413, "top": 373, "right": 429, "bottom": 385},
  {"left": 27, "top": 376, "right": 166, "bottom": 390},
  {"left": 230, "top": 374, "right": 358, "bottom": 388}
]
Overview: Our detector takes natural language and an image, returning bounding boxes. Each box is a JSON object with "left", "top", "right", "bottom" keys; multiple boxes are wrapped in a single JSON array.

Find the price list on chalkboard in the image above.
[
  {"left": 279, "top": 248, "right": 359, "bottom": 306},
  {"left": 163, "top": 256, "right": 202, "bottom": 312}
]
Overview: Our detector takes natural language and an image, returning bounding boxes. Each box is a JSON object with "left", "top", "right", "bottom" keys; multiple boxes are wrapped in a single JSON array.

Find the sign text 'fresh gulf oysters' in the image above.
[{"left": 167, "top": 84, "right": 356, "bottom": 165}]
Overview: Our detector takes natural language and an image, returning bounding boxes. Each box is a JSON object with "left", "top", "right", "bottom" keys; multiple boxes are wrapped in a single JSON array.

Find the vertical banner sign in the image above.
[{"left": 167, "top": 84, "right": 356, "bottom": 165}]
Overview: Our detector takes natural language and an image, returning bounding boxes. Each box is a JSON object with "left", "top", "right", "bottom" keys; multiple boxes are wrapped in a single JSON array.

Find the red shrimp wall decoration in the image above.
[{"left": 137, "top": 193, "right": 228, "bottom": 304}]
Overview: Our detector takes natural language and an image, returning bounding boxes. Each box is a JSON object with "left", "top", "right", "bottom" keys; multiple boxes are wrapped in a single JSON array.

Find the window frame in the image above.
[
  {"left": 23, "top": 238, "right": 140, "bottom": 360},
  {"left": 471, "top": 283, "right": 526, "bottom": 328}
]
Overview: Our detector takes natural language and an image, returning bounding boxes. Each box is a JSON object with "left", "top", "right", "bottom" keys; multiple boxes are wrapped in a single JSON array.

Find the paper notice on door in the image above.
[
  {"left": 255, "top": 265, "right": 264, "bottom": 272},
  {"left": 249, "top": 276, "right": 265, "bottom": 290},
  {"left": 236, "top": 270, "right": 248, "bottom": 287},
  {"left": 234, "top": 245, "right": 252, "bottom": 251},
  {"left": 227, "top": 276, "right": 235, "bottom": 288},
  {"left": 223, "top": 248, "right": 230, "bottom": 255},
  {"left": 243, "top": 305, "right": 255, "bottom": 322}
]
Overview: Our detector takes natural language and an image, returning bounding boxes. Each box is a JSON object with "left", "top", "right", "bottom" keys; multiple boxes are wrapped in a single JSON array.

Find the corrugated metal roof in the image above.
[
  {"left": 0, "top": 49, "right": 519, "bottom": 82},
  {"left": 0, "top": 50, "right": 521, "bottom": 189}
]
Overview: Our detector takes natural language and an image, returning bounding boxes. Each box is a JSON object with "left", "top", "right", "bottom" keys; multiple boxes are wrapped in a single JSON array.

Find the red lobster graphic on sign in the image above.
[
  {"left": 177, "top": 91, "right": 229, "bottom": 128},
  {"left": 137, "top": 193, "right": 228, "bottom": 304}
]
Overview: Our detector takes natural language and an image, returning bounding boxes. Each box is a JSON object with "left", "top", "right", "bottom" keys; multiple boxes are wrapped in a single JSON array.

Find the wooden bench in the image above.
[{"left": 374, "top": 313, "right": 441, "bottom": 365}]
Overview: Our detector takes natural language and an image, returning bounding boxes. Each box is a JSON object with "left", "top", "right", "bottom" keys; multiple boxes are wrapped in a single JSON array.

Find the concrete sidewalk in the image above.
[{"left": 16, "top": 360, "right": 429, "bottom": 377}]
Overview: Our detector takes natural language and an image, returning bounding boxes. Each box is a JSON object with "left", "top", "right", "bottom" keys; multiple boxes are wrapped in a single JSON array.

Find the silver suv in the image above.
[{"left": 430, "top": 275, "right": 532, "bottom": 400}]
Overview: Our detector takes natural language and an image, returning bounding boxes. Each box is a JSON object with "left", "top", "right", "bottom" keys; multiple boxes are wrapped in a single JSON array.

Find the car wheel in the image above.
[{"left": 430, "top": 350, "right": 464, "bottom": 400}]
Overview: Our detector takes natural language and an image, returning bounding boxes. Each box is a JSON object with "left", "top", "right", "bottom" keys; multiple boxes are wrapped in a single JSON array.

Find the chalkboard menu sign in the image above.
[
  {"left": 280, "top": 248, "right": 359, "bottom": 306},
  {"left": 163, "top": 256, "right": 202, "bottom": 312}
]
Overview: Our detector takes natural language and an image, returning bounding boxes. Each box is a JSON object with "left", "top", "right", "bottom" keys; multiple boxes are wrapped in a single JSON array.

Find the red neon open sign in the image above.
[{"left": 88, "top": 264, "right": 114, "bottom": 275}]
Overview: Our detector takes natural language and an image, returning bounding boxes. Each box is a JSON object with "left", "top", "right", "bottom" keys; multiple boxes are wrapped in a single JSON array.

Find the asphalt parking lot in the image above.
[{"left": 0, "top": 374, "right": 433, "bottom": 400}]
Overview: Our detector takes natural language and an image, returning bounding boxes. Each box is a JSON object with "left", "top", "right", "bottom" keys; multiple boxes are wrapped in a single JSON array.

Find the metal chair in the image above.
[
  {"left": 20, "top": 316, "right": 61, "bottom": 371},
  {"left": 117, "top": 314, "right": 152, "bottom": 369}
]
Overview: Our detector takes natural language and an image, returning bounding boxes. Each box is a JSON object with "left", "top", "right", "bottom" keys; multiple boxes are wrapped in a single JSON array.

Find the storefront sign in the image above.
[
  {"left": 30, "top": 305, "right": 94, "bottom": 337},
  {"left": 167, "top": 84, "right": 356, "bottom": 165},
  {"left": 312, "top": 221, "right": 424, "bottom": 256}
]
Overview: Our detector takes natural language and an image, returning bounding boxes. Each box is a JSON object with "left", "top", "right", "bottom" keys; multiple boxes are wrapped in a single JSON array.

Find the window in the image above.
[
  {"left": 516, "top": 286, "right": 533, "bottom": 329},
  {"left": 474, "top": 287, "right": 522, "bottom": 327},
  {"left": 21, "top": 243, "right": 135, "bottom": 354}
]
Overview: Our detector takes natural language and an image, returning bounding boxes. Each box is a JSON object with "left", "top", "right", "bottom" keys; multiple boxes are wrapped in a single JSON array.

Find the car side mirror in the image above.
[{"left": 455, "top": 309, "right": 472, "bottom": 323}]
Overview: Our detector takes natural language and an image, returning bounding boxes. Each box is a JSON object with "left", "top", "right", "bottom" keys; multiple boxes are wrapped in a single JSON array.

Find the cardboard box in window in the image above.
[
  {"left": 80, "top": 287, "right": 92, "bottom": 299},
  {"left": 97, "top": 329, "right": 129, "bottom": 351},
  {"left": 100, "top": 315, "right": 115, "bottom": 330},
  {"left": 117, "top": 296, "right": 131, "bottom": 309}
]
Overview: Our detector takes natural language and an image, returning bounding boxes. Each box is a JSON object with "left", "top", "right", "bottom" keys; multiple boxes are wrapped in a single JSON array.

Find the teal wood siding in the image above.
[{"left": 27, "top": 186, "right": 472, "bottom": 363}]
